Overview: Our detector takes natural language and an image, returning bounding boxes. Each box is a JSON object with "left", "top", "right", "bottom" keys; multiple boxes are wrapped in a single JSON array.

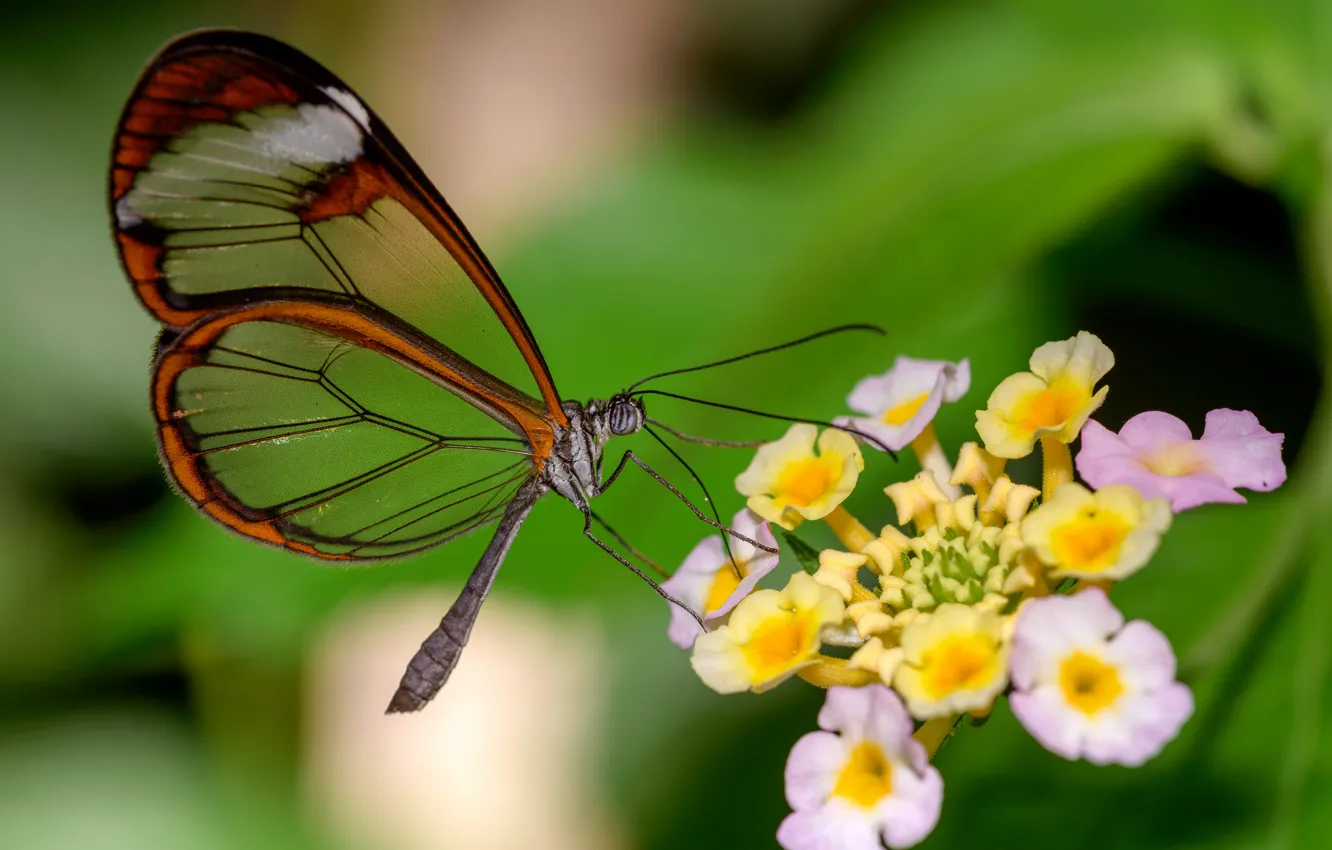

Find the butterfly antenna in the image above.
[
  {"left": 646, "top": 418, "right": 764, "bottom": 448},
  {"left": 625, "top": 323, "right": 884, "bottom": 392},
  {"left": 643, "top": 423, "right": 743, "bottom": 578},
  {"left": 633, "top": 389, "right": 899, "bottom": 461}
]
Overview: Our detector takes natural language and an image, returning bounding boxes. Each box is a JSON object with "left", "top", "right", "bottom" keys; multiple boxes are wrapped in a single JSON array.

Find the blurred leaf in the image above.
[{"left": 779, "top": 529, "right": 821, "bottom": 572}]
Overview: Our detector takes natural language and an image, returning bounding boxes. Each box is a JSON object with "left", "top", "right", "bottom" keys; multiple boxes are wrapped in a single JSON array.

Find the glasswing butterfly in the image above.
[{"left": 110, "top": 29, "right": 883, "bottom": 713}]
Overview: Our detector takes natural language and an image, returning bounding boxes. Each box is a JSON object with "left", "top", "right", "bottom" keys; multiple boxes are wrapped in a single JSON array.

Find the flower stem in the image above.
[
  {"left": 1039, "top": 437, "right": 1074, "bottom": 500},
  {"left": 798, "top": 657, "right": 878, "bottom": 688},
  {"left": 826, "top": 506, "right": 875, "bottom": 552},
  {"left": 910, "top": 424, "right": 959, "bottom": 497},
  {"left": 913, "top": 715, "right": 958, "bottom": 760}
]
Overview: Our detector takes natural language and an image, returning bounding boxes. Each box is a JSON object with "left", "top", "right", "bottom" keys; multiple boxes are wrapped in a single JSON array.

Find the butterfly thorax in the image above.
[{"left": 543, "top": 395, "right": 644, "bottom": 505}]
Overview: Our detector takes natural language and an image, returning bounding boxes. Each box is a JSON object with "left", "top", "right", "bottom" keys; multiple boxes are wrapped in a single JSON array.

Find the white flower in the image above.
[
  {"left": 1009, "top": 588, "right": 1194, "bottom": 766},
  {"left": 836, "top": 357, "right": 971, "bottom": 453},
  {"left": 660, "top": 509, "right": 780, "bottom": 648},
  {"left": 778, "top": 685, "right": 943, "bottom": 850}
]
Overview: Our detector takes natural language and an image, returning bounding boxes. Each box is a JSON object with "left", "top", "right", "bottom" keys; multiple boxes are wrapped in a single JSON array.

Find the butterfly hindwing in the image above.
[{"left": 154, "top": 301, "right": 538, "bottom": 559}]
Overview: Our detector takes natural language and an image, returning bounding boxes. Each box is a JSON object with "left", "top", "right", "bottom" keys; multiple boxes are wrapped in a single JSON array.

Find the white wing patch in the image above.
[
  {"left": 249, "top": 103, "right": 363, "bottom": 171},
  {"left": 321, "top": 85, "right": 371, "bottom": 130},
  {"left": 114, "top": 194, "right": 144, "bottom": 230}
]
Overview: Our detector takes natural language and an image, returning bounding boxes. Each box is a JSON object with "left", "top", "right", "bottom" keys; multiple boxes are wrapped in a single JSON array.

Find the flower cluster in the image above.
[{"left": 663, "top": 332, "right": 1286, "bottom": 849}]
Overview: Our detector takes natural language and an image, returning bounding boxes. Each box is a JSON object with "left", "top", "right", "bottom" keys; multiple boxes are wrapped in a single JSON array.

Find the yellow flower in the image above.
[
  {"left": 975, "top": 332, "right": 1115, "bottom": 458},
  {"left": 736, "top": 424, "right": 864, "bottom": 529},
  {"left": 893, "top": 604, "right": 1010, "bottom": 718},
  {"left": 1021, "top": 483, "right": 1172, "bottom": 580},
  {"left": 691, "top": 572, "right": 845, "bottom": 693}
]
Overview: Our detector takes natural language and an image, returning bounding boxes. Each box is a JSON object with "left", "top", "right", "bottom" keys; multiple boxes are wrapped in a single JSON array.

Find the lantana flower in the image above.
[
  {"left": 661, "top": 509, "right": 780, "bottom": 649},
  {"left": 692, "top": 572, "right": 845, "bottom": 693},
  {"left": 1077, "top": 409, "right": 1286, "bottom": 511},
  {"left": 778, "top": 685, "right": 943, "bottom": 850},
  {"left": 1009, "top": 588, "right": 1193, "bottom": 766},
  {"left": 975, "top": 332, "right": 1114, "bottom": 458},
  {"left": 893, "top": 604, "right": 1009, "bottom": 718},
  {"left": 1020, "top": 483, "right": 1172, "bottom": 580},
  {"left": 670, "top": 329, "right": 1273, "bottom": 847},
  {"left": 836, "top": 357, "right": 971, "bottom": 453},
  {"left": 737, "top": 424, "right": 864, "bottom": 529}
]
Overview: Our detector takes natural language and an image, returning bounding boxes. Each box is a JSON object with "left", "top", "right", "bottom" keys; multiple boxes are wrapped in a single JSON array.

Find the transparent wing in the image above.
[{"left": 155, "top": 305, "right": 539, "bottom": 560}]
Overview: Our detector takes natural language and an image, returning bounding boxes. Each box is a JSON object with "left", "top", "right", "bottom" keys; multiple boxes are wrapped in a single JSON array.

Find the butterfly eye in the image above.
[{"left": 608, "top": 397, "right": 643, "bottom": 436}]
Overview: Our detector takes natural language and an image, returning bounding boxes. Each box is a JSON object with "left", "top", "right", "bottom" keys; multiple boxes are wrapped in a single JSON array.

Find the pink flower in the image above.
[
  {"left": 836, "top": 357, "right": 970, "bottom": 453},
  {"left": 661, "top": 509, "right": 779, "bottom": 649},
  {"left": 778, "top": 686, "right": 943, "bottom": 850},
  {"left": 1076, "top": 409, "right": 1285, "bottom": 511},
  {"left": 1008, "top": 589, "right": 1193, "bottom": 767}
]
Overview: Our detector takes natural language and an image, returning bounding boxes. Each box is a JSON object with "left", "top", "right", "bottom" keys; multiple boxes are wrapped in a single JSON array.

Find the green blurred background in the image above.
[{"left": 2, "top": 0, "right": 1329, "bottom": 847}]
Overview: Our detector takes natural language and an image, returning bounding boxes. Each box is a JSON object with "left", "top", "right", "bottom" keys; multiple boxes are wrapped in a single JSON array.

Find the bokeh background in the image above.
[{"left": 2, "top": 0, "right": 1329, "bottom": 847}]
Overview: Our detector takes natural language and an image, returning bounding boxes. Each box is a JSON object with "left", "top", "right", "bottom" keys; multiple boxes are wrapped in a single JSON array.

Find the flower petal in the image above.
[
  {"left": 1199, "top": 409, "right": 1287, "bottom": 493},
  {"left": 941, "top": 358, "right": 971, "bottom": 403},
  {"left": 1117, "top": 411, "right": 1194, "bottom": 450},
  {"left": 876, "top": 766, "right": 944, "bottom": 849},
  {"left": 1028, "top": 331, "right": 1114, "bottom": 387},
  {"left": 784, "top": 731, "right": 846, "bottom": 810},
  {"left": 689, "top": 627, "right": 751, "bottom": 693},
  {"left": 777, "top": 806, "right": 881, "bottom": 850},
  {"left": 1010, "top": 687, "right": 1086, "bottom": 760},
  {"left": 661, "top": 535, "right": 728, "bottom": 649},
  {"left": 1104, "top": 619, "right": 1177, "bottom": 690}
]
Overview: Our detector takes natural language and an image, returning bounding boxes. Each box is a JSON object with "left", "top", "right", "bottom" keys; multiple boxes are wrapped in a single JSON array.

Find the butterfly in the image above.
[{"left": 110, "top": 29, "right": 884, "bottom": 713}]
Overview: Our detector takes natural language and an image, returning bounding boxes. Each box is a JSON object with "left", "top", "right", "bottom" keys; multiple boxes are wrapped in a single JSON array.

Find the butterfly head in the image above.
[{"left": 582, "top": 393, "right": 644, "bottom": 439}]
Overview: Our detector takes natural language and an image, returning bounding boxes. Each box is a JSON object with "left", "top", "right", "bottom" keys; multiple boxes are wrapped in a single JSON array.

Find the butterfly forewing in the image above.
[
  {"left": 115, "top": 31, "right": 565, "bottom": 560},
  {"left": 112, "top": 29, "right": 564, "bottom": 418}
]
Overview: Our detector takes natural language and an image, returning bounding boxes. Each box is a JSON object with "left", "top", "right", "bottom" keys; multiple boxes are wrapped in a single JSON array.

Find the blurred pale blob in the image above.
[
  {"left": 343, "top": 0, "right": 688, "bottom": 240},
  {"left": 304, "top": 591, "right": 621, "bottom": 850},
  {"left": 0, "top": 712, "right": 230, "bottom": 850}
]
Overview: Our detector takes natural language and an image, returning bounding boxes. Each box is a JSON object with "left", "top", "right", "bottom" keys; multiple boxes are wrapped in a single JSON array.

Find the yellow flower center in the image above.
[
  {"left": 919, "top": 634, "right": 1001, "bottom": 699},
  {"left": 1143, "top": 444, "right": 1206, "bottom": 477},
  {"left": 1011, "top": 377, "right": 1089, "bottom": 433},
  {"left": 704, "top": 561, "right": 746, "bottom": 614},
  {"left": 775, "top": 456, "right": 840, "bottom": 507},
  {"left": 1049, "top": 507, "right": 1130, "bottom": 573},
  {"left": 1058, "top": 650, "right": 1124, "bottom": 715},
  {"left": 742, "top": 608, "right": 820, "bottom": 683},
  {"left": 831, "top": 741, "right": 894, "bottom": 808},
  {"left": 882, "top": 392, "right": 930, "bottom": 426}
]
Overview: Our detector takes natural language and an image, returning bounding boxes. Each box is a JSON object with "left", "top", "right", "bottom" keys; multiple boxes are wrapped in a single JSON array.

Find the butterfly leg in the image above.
[
  {"left": 589, "top": 508, "right": 667, "bottom": 577},
  {"left": 578, "top": 503, "right": 702, "bottom": 625},
  {"left": 598, "top": 449, "right": 778, "bottom": 555}
]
